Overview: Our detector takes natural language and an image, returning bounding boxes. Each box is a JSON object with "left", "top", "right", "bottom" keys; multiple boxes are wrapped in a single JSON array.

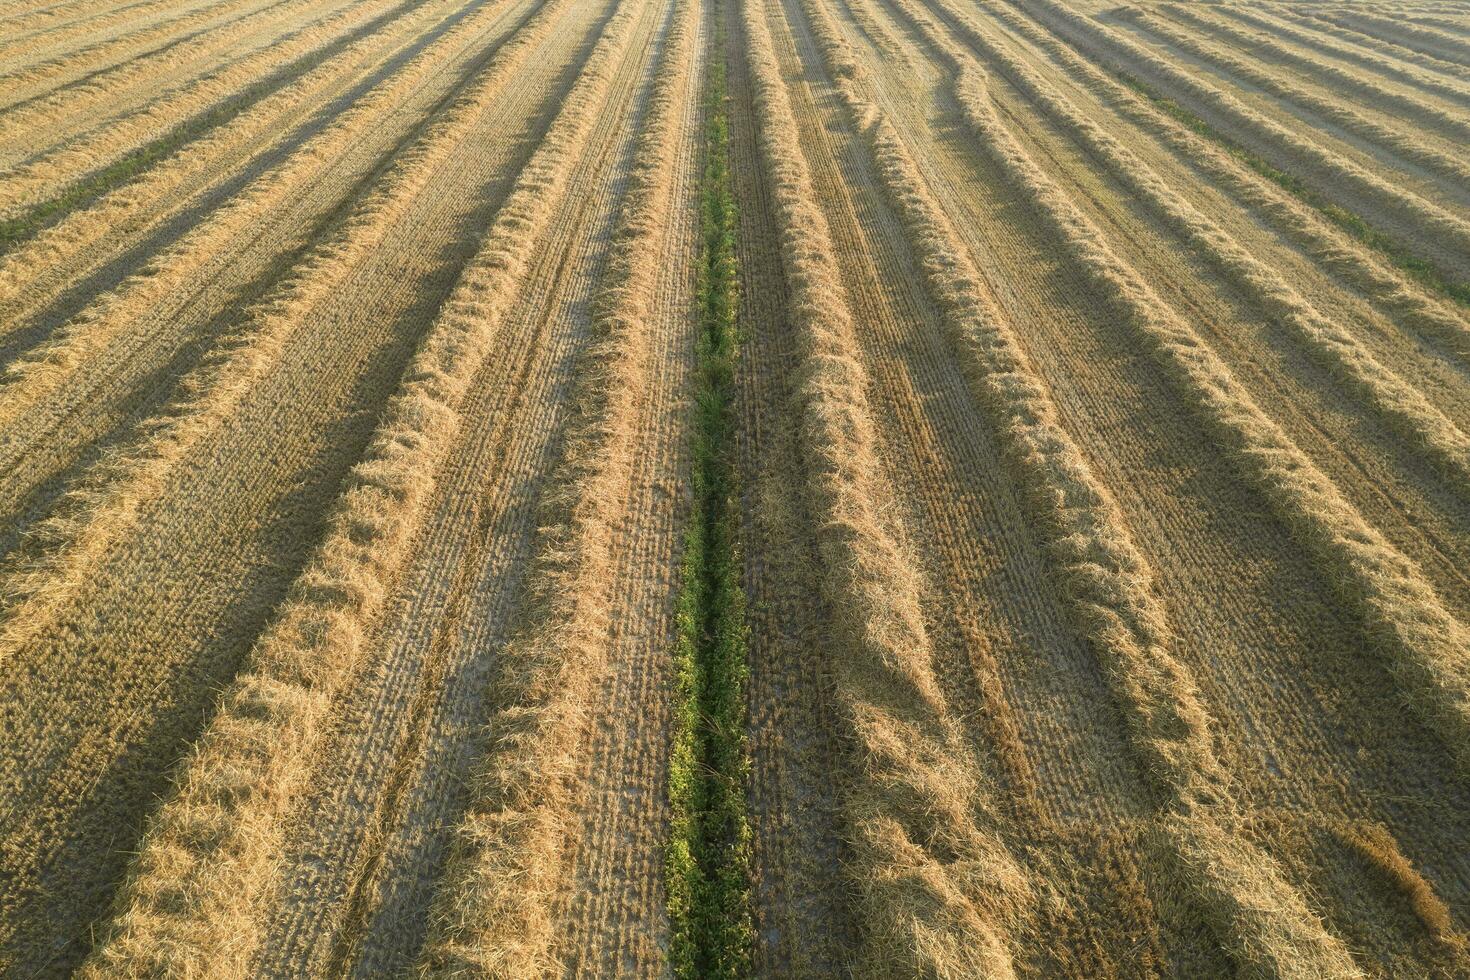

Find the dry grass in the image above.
[
  {"left": 1283, "top": 7, "right": 1470, "bottom": 82},
  {"left": 1210, "top": 4, "right": 1470, "bottom": 109},
  {"left": 0, "top": 0, "right": 155, "bottom": 41},
  {"left": 742, "top": 0, "right": 1033, "bottom": 972},
  {"left": 1140, "top": 4, "right": 1470, "bottom": 155},
  {"left": 1329, "top": 820, "right": 1469, "bottom": 955},
  {"left": 810, "top": 0, "right": 1366, "bottom": 975},
  {"left": 0, "top": 0, "right": 324, "bottom": 133},
  {"left": 0, "top": 0, "right": 225, "bottom": 70},
  {"left": 930, "top": 1, "right": 1470, "bottom": 490},
  {"left": 979, "top": 0, "right": 1470, "bottom": 364},
  {"left": 415, "top": 0, "right": 694, "bottom": 971},
  {"left": 1321, "top": 8, "right": 1470, "bottom": 65},
  {"left": 0, "top": 0, "right": 539, "bottom": 672},
  {"left": 0, "top": 0, "right": 413, "bottom": 218},
  {"left": 2, "top": 0, "right": 1468, "bottom": 971},
  {"left": 1024, "top": 0, "right": 1470, "bottom": 274},
  {"left": 974, "top": 0, "right": 1470, "bottom": 776},
  {"left": 825, "top": 0, "right": 1222, "bottom": 809},
  {"left": 0, "top": 0, "right": 439, "bottom": 310},
  {"left": 1165, "top": 4, "right": 1470, "bottom": 119},
  {"left": 76, "top": 0, "right": 636, "bottom": 971}
]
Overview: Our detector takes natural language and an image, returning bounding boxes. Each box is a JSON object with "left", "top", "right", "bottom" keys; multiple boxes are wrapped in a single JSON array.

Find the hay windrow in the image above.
[
  {"left": 0, "top": 0, "right": 555, "bottom": 676},
  {"left": 0, "top": 0, "right": 421, "bottom": 221},
  {"left": 77, "top": 0, "right": 644, "bottom": 970},
  {"left": 413, "top": 0, "right": 695, "bottom": 972},
  {"left": 1280, "top": 7, "right": 1470, "bottom": 83},
  {"left": 1319, "top": 8, "right": 1470, "bottom": 66},
  {"left": 976, "top": 0, "right": 1470, "bottom": 354},
  {"left": 2, "top": 0, "right": 1467, "bottom": 971},
  {"left": 0, "top": 0, "right": 342, "bottom": 144},
  {"left": 972, "top": 0, "right": 1470, "bottom": 786},
  {"left": 922, "top": 0, "right": 1470, "bottom": 490},
  {"left": 807, "top": 0, "right": 1362, "bottom": 974},
  {"left": 1156, "top": 4, "right": 1470, "bottom": 130},
  {"left": 741, "top": 0, "right": 1033, "bottom": 971},
  {"left": 1129, "top": 5, "right": 1470, "bottom": 163},
  {"left": 0, "top": 0, "right": 436, "bottom": 264},
  {"left": 1017, "top": 0, "right": 1470, "bottom": 278}
]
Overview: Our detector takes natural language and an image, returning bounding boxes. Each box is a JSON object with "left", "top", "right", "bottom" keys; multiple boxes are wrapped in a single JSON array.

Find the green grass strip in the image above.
[
  {"left": 666, "top": 10, "right": 754, "bottom": 978},
  {"left": 1115, "top": 71, "right": 1470, "bottom": 308}
]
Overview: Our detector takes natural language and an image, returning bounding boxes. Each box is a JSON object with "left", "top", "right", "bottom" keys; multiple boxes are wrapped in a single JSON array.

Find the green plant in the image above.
[{"left": 666, "top": 13, "right": 754, "bottom": 975}]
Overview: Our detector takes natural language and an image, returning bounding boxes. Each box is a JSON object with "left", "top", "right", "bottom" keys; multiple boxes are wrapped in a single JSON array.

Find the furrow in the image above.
[
  {"left": 1194, "top": 4, "right": 1470, "bottom": 110},
  {"left": 1014, "top": 0, "right": 1470, "bottom": 283},
  {"left": 806, "top": 0, "right": 1364, "bottom": 974},
  {"left": 1318, "top": 8, "right": 1470, "bottom": 66},
  {"left": 0, "top": 0, "right": 308, "bottom": 119},
  {"left": 975, "top": 0, "right": 1470, "bottom": 369},
  {"left": 663, "top": 3, "right": 751, "bottom": 973},
  {"left": 75, "top": 0, "right": 633, "bottom": 973},
  {"left": 723, "top": 0, "right": 853, "bottom": 963},
  {"left": 922, "top": 2, "right": 1470, "bottom": 502},
  {"left": 1120, "top": 6, "right": 1470, "bottom": 194},
  {"left": 943, "top": 0, "right": 1470, "bottom": 777},
  {"left": 553, "top": 1, "right": 702, "bottom": 968},
  {"left": 0, "top": 0, "right": 411, "bottom": 218},
  {"left": 725, "top": 0, "right": 1036, "bottom": 972},
  {"left": 0, "top": 0, "right": 457, "bottom": 321},
  {"left": 0, "top": 0, "right": 542, "bottom": 662}
]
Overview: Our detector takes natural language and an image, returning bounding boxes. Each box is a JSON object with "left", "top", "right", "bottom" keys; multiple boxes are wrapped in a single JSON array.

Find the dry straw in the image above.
[
  {"left": 997, "top": 0, "right": 1470, "bottom": 774},
  {"left": 1210, "top": 4, "right": 1470, "bottom": 108},
  {"left": 979, "top": 0, "right": 1470, "bottom": 365},
  {"left": 1023, "top": 0, "right": 1470, "bottom": 277},
  {"left": 75, "top": 0, "right": 653, "bottom": 971},
  {"left": 743, "top": 0, "right": 1034, "bottom": 972},
  {"left": 1320, "top": 8, "right": 1470, "bottom": 65},
  {"left": 1281, "top": 7, "right": 1470, "bottom": 83},
  {"left": 0, "top": 0, "right": 326, "bottom": 131},
  {"left": 0, "top": 0, "right": 241, "bottom": 71},
  {"left": 1123, "top": 6, "right": 1470, "bottom": 182},
  {"left": 0, "top": 0, "right": 417, "bottom": 217},
  {"left": 0, "top": 0, "right": 539, "bottom": 674},
  {"left": 0, "top": 0, "right": 443, "bottom": 314},
  {"left": 0, "top": 0, "right": 170, "bottom": 42},
  {"left": 934, "top": 0, "right": 1470, "bottom": 489},
  {"left": 418, "top": 0, "right": 695, "bottom": 971},
  {"left": 1162, "top": 4, "right": 1470, "bottom": 118},
  {"left": 809, "top": 0, "right": 1360, "bottom": 974}
]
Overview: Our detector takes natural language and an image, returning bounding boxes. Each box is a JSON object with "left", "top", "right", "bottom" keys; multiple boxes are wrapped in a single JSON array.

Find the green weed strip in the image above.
[{"left": 665, "top": 11, "right": 755, "bottom": 978}]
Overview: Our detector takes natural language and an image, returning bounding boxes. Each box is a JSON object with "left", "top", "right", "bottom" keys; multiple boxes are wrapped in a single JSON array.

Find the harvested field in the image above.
[{"left": 1, "top": 0, "right": 1468, "bottom": 975}]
